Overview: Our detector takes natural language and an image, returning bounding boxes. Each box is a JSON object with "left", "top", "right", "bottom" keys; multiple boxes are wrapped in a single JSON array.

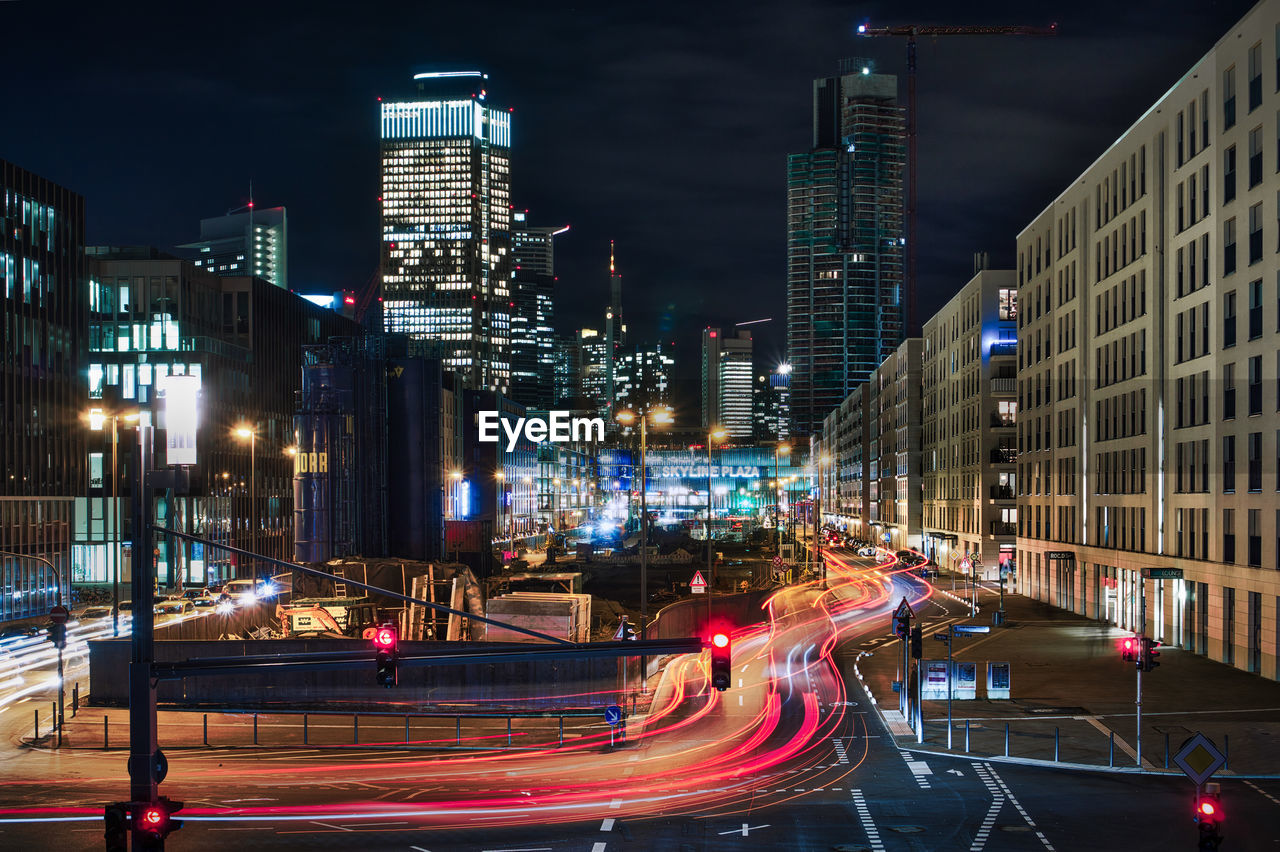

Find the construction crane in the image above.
[{"left": 857, "top": 21, "right": 1058, "bottom": 335}]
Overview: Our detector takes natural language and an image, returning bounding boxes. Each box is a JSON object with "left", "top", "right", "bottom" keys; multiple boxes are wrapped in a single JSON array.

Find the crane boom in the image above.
[{"left": 854, "top": 21, "right": 1058, "bottom": 337}]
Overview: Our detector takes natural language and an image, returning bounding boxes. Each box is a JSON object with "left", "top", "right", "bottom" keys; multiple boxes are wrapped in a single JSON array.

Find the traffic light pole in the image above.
[
  {"left": 1136, "top": 579, "right": 1145, "bottom": 768},
  {"left": 129, "top": 425, "right": 159, "bottom": 846}
]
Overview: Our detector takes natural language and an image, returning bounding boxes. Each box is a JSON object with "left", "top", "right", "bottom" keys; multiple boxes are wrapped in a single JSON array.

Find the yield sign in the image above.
[
  {"left": 893, "top": 597, "right": 914, "bottom": 620},
  {"left": 1173, "top": 732, "right": 1226, "bottom": 786},
  {"left": 690, "top": 570, "right": 708, "bottom": 591}
]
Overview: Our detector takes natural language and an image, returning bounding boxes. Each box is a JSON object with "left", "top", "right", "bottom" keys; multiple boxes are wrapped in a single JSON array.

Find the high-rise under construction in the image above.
[{"left": 786, "top": 61, "right": 905, "bottom": 436}]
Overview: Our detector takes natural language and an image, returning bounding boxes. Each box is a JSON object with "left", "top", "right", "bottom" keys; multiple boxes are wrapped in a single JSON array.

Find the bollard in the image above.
[
  {"left": 103, "top": 715, "right": 108, "bottom": 749},
  {"left": 405, "top": 715, "right": 410, "bottom": 745},
  {"left": 507, "top": 717, "right": 512, "bottom": 748},
  {"left": 1055, "top": 727, "right": 1060, "bottom": 763},
  {"left": 456, "top": 716, "right": 461, "bottom": 746},
  {"left": 1164, "top": 733, "right": 1170, "bottom": 769},
  {"left": 303, "top": 714, "right": 308, "bottom": 746},
  {"left": 1109, "top": 732, "right": 1115, "bottom": 767},
  {"left": 203, "top": 714, "right": 208, "bottom": 747},
  {"left": 965, "top": 719, "right": 970, "bottom": 753},
  {"left": 72, "top": 683, "right": 79, "bottom": 717},
  {"left": 33, "top": 709, "right": 39, "bottom": 740},
  {"left": 559, "top": 716, "right": 563, "bottom": 747},
  {"left": 253, "top": 713, "right": 258, "bottom": 746},
  {"left": 1004, "top": 723, "right": 1010, "bottom": 757},
  {"left": 52, "top": 701, "right": 57, "bottom": 732},
  {"left": 1224, "top": 734, "right": 1229, "bottom": 770}
]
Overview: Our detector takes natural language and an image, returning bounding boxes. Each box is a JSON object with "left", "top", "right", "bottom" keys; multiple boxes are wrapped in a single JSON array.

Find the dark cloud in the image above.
[{"left": 1, "top": 0, "right": 1257, "bottom": 401}]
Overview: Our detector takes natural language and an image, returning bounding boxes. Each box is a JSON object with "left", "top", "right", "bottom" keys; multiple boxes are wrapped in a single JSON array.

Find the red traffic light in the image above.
[
  {"left": 1198, "top": 801, "right": 1217, "bottom": 817},
  {"left": 711, "top": 632, "right": 729, "bottom": 649},
  {"left": 140, "top": 806, "right": 165, "bottom": 829},
  {"left": 373, "top": 627, "right": 397, "bottom": 649}
]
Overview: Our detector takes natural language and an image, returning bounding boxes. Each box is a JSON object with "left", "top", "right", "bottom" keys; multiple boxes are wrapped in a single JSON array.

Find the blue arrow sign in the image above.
[
  {"left": 953, "top": 625, "right": 991, "bottom": 634},
  {"left": 604, "top": 705, "right": 624, "bottom": 726}
]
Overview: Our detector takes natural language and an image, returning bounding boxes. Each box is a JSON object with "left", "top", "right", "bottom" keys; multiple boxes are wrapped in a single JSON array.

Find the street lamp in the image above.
[
  {"left": 615, "top": 405, "right": 674, "bottom": 649},
  {"left": 707, "top": 427, "right": 727, "bottom": 595},
  {"left": 233, "top": 425, "right": 257, "bottom": 584},
  {"left": 521, "top": 475, "right": 532, "bottom": 542},
  {"left": 775, "top": 442, "right": 791, "bottom": 563},
  {"left": 88, "top": 407, "right": 139, "bottom": 637},
  {"left": 817, "top": 453, "right": 832, "bottom": 584}
]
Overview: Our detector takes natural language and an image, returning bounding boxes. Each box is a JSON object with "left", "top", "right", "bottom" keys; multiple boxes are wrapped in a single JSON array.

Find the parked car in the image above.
[
  {"left": 118, "top": 601, "right": 134, "bottom": 612},
  {"left": 857, "top": 546, "right": 878, "bottom": 558},
  {"left": 181, "top": 589, "right": 206, "bottom": 601},
  {"left": 80, "top": 606, "right": 115, "bottom": 620},
  {"left": 155, "top": 600, "right": 194, "bottom": 615},
  {"left": 191, "top": 596, "right": 218, "bottom": 609},
  {"left": 222, "top": 579, "right": 267, "bottom": 604}
]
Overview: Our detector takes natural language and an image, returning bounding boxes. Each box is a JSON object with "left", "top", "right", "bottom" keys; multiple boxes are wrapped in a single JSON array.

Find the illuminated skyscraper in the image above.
[
  {"left": 787, "top": 61, "right": 905, "bottom": 435},
  {"left": 380, "top": 70, "right": 513, "bottom": 392},
  {"left": 510, "top": 210, "right": 566, "bottom": 410},
  {"left": 701, "top": 327, "right": 753, "bottom": 438},
  {"left": 614, "top": 344, "right": 674, "bottom": 413}
]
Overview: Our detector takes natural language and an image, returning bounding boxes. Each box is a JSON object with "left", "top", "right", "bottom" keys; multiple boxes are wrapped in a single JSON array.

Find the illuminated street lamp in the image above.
[
  {"left": 775, "top": 443, "right": 791, "bottom": 556},
  {"left": 88, "top": 407, "right": 140, "bottom": 637},
  {"left": 615, "top": 405, "right": 674, "bottom": 645},
  {"left": 706, "top": 426, "right": 727, "bottom": 614},
  {"left": 232, "top": 425, "right": 258, "bottom": 583}
]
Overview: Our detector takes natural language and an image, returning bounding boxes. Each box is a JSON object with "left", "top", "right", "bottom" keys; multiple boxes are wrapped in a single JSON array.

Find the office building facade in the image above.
[
  {"left": 380, "top": 71, "right": 513, "bottom": 392},
  {"left": 0, "top": 160, "right": 87, "bottom": 623},
  {"left": 509, "top": 212, "right": 565, "bottom": 410},
  {"left": 1017, "top": 0, "right": 1280, "bottom": 680},
  {"left": 177, "top": 206, "right": 288, "bottom": 290},
  {"left": 921, "top": 265, "right": 1019, "bottom": 578},
  {"left": 787, "top": 62, "right": 905, "bottom": 436}
]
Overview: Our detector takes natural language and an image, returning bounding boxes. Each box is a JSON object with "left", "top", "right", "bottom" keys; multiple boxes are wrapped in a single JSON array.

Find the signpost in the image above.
[
  {"left": 690, "top": 570, "right": 707, "bottom": 595},
  {"left": 49, "top": 605, "right": 69, "bottom": 625},
  {"left": 605, "top": 704, "right": 625, "bottom": 746},
  {"left": 892, "top": 598, "right": 914, "bottom": 721}
]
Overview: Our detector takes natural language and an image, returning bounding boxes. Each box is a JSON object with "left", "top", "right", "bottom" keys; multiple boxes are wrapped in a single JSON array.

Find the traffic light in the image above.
[
  {"left": 133, "top": 797, "right": 183, "bottom": 847},
  {"left": 1120, "top": 636, "right": 1139, "bottom": 662},
  {"left": 372, "top": 623, "right": 398, "bottom": 688},
  {"left": 47, "top": 622, "right": 66, "bottom": 650},
  {"left": 1195, "top": 783, "right": 1222, "bottom": 850},
  {"left": 1139, "top": 637, "right": 1162, "bottom": 672},
  {"left": 710, "top": 631, "right": 731, "bottom": 691},
  {"left": 622, "top": 620, "right": 638, "bottom": 641},
  {"left": 910, "top": 625, "right": 923, "bottom": 659},
  {"left": 103, "top": 802, "right": 128, "bottom": 852}
]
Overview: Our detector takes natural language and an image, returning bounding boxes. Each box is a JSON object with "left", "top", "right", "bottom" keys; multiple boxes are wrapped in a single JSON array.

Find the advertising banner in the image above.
[{"left": 921, "top": 660, "right": 949, "bottom": 700}]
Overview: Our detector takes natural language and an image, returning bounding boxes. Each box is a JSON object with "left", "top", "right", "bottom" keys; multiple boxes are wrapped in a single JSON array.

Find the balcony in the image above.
[
  {"left": 989, "top": 341, "right": 1017, "bottom": 357},
  {"left": 990, "top": 521, "right": 1017, "bottom": 537},
  {"left": 989, "top": 485, "right": 1015, "bottom": 500},
  {"left": 990, "top": 414, "right": 1016, "bottom": 429},
  {"left": 990, "top": 447, "right": 1018, "bottom": 464},
  {"left": 991, "top": 377, "right": 1017, "bottom": 394}
]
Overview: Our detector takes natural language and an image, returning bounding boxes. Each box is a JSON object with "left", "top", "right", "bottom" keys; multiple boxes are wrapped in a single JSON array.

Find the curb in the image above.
[{"left": 894, "top": 743, "right": 1280, "bottom": 780}]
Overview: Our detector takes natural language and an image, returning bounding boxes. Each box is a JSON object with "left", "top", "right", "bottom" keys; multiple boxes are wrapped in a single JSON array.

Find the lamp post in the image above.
[
  {"left": 615, "top": 406, "right": 673, "bottom": 650},
  {"left": 233, "top": 425, "right": 257, "bottom": 584},
  {"left": 89, "top": 408, "right": 139, "bottom": 636},
  {"left": 552, "top": 477, "right": 561, "bottom": 534},
  {"left": 520, "top": 475, "right": 531, "bottom": 550},
  {"left": 776, "top": 443, "right": 791, "bottom": 563},
  {"left": 816, "top": 454, "right": 831, "bottom": 584},
  {"left": 706, "top": 427, "right": 727, "bottom": 595}
]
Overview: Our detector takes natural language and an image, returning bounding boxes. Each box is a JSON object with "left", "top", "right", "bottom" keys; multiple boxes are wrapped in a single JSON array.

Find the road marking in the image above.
[
  {"left": 410, "top": 846, "right": 431, "bottom": 851},
  {"left": 970, "top": 763, "right": 1005, "bottom": 851},
  {"left": 739, "top": 695, "right": 744, "bottom": 706},
  {"left": 902, "top": 752, "right": 932, "bottom": 789},
  {"left": 738, "top": 677, "right": 744, "bottom": 687},
  {"left": 831, "top": 738, "right": 849, "bottom": 764},
  {"left": 600, "top": 818, "right": 615, "bottom": 831},
  {"left": 1244, "top": 780, "right": 1280, "bottom": 806},
  {"left": 609, "top": 798, "right": 622, "bottom": 809},
  {"left": 591, "top": 844, "right": 607, "bottom": 852},
  {"left": 850, "top": 790, "right": 885, "bottom": 851},
  {"left": 717, "top": 823, "right": 770, "bottom": 836},
  {"left": 309, "top": 821, "right": 352, "bottom": 832},
  {"left": 982, "top": 763, "right": 1056, "bottom": 851}
]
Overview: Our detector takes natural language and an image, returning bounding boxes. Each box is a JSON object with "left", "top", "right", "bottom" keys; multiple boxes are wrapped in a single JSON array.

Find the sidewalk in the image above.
[{"left": 854, "top": 582, "right": 1280, "bottom": 777}]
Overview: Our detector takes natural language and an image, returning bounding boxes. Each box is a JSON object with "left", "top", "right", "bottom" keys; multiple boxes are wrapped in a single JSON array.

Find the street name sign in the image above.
[
  {"left": 954, "top": 625, "right": 991, "bottom": 634},
  {"left": 1173, "top": 732, "right": 1226, "bottom": 786}
]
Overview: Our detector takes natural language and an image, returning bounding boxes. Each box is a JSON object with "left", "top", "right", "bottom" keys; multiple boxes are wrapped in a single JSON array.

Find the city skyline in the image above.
[{"left": 1, "top": 1, "right": 1255, "bottom": 381}]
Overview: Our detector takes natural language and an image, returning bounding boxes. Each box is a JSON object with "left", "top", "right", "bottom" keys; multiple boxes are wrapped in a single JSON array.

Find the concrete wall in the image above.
[{"left": 88, "top": 638, "right": 637, "bottom": 710}]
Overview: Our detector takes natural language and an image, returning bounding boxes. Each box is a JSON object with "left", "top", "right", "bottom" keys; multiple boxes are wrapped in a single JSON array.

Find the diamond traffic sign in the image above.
[
  {"left": 690, "top": 570, "right": 707, "bottom": 594},
  {"left": 893, "top": 597, "right": 914, "bottom": 620},
  {"left": 1173, "top": 732, "right": 1226, "bottom": 786}
]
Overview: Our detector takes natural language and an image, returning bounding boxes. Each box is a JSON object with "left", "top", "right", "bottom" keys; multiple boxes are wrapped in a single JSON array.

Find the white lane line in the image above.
[
  {"left": 591, "top": 844, "right": 607, "bottom": 852},
  {"left": 609, "top": 798, "right": 622, "bottom": 809},
  {"left": 411, "top": 846, "right": 431, "bottom": 851},
  {"left": 308, "top": 821, "right": 352, "bottom": 832},
  {"left": 970, "top": 763, "right": 1005, "bottom": 851},
  {"left": 983, "top": 763, "right": 1056, "bottom": 851},
  {"left": 850, "top": 789, "right": 886, "bottom": 852},
  {"left": 600, "top": 817, "right": 615, "bottom": 831},
  {"left": 1245, "top": 779, "right": 1280, "bottom": 806}
]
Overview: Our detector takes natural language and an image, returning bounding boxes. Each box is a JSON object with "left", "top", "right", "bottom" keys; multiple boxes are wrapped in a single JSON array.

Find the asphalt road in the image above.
[{"left": 0, "top": 550, "right": 1277, "bottom": 850}]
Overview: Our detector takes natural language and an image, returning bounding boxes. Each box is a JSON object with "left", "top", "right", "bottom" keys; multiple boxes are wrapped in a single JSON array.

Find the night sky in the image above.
[{"left": 3, "top": 0, "right": 1255, "bottom": 401}]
